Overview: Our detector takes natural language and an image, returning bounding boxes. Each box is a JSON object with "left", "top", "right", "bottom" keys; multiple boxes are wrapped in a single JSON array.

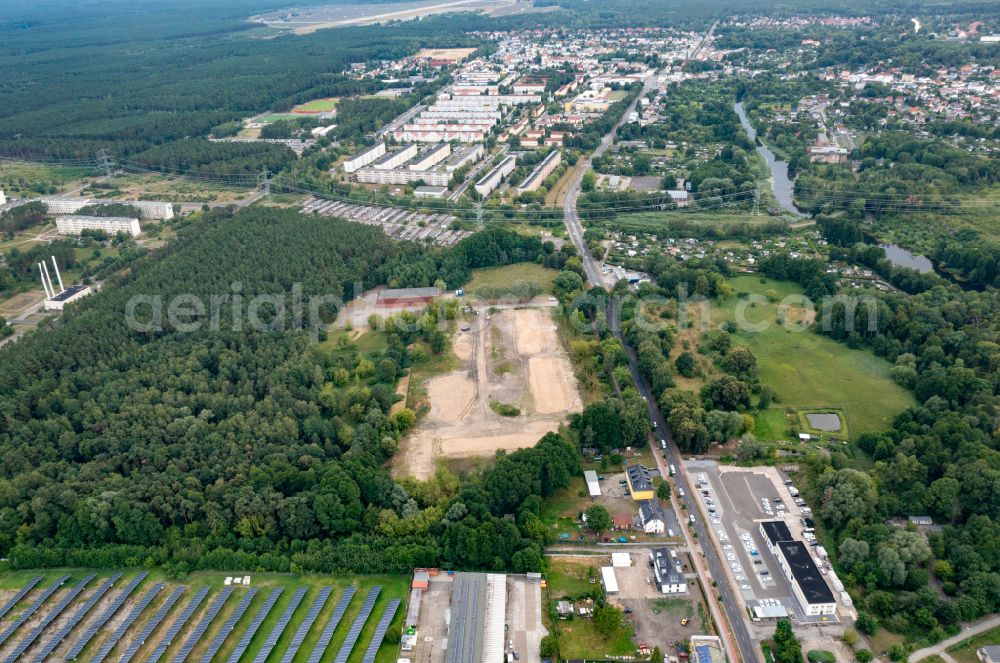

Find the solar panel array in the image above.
[
  {"left": 2, "top": 574, "right": 94, "bottom": 663},
  {"left": 224, "top": 588, "right": 283, "bottom": 663},
  {"left": 197, "top": 588, "right": 258, "bottom": 663},
  {"left": 171, "top": 586, "right": 235, "bottom": 663},
  {"left": 360, "top": 598, "right": 401, "bottom": 663},
  {"left": 0, "top": 576, "right": 42, "bottom": 621},
  {"left": 32, "top": 573, "right": 123, "bottom": 663},
  {"left": 447, "top": 575, "right": 481, "bottom": 663},
  {"left": 251, "top": 587, "right": 307, "bottom": 663},
  {"left": 0, "top": 574, "right": 70, "bottom": 647},
  {"left": 145, "top": 587, "right": 210, "bottom": 663},
  {"left": 278, "top": 587, "right": 332, "bottom": 663},
  {"left": 90, "top": 583, "right": 165, "bottom": 663},
  {"left": 305, "top": 587, "right": 356, "bottom": 663},
  {"left": 66, "top": 571, "right": 149, "bottom": 660},
  {"left": 118, "top": 586, "right": 186, "bottom": 663},
  {"left": 333, "top": 586, "right": 381, "bottom": 663}
]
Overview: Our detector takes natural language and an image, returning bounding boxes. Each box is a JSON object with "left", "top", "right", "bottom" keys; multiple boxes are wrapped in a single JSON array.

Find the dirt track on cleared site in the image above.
[{"left": 393, "top": 307, "right": 582, "bottom": 480}]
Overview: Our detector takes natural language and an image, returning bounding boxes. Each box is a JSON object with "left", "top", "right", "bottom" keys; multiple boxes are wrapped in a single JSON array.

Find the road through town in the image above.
[{"left": 558, "top": 18, "right": 759, "bottom": 663}]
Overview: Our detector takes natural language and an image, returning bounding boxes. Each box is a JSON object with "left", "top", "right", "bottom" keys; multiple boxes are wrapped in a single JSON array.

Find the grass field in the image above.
[
  {"left": 464, "top": 263, "right": 559, "bottom": 296},
  {"left": 610, "top": 210, "right": 790, "bottom": 229},
  {"left": 0, "top": 569, "right": 406, "bottom": 663},
  {"left": 544, "top": 559, "right": 636, "bottom": 660},
  {"left": 291, "top": 98, "right": 339, "bottom": 113},
  {"left": 0, "top": 161, "right": 98, "bottom": 198},
  {"left": 711, "top": 275, "right": 915, "bottom": 439}
]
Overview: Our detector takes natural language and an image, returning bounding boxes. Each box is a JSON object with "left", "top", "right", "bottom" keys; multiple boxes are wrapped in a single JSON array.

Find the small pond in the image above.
[
  {"left": 879, "top": 243, "right": 934, "bottom": 274},
  {"left": 806, "top": 412, "right": 842, "bottom": 431}
]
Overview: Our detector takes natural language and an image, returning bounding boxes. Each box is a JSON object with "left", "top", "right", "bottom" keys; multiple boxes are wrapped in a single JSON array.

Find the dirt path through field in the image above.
[{"left": 393, "top": 306, "right": 581, "bottom": 480}]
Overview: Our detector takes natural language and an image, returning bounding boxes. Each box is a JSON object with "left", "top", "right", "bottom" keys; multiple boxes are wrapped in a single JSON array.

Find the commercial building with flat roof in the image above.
[
  {"left": 446, "top": 573, "right": 487, "bottom": 663},
  {"left": 760, "top": 520, "right": 793, "bottom": 553},
  {"left": 584, "top": 470, "right": 601, "bottom": 497},
  {"left": 600, "top": 566, "right": 619, "bottom": 594},
  {"left": 414, "top": 185, "right": 449, "bottom": 198},
  {"left": 776, "top": 540, "right": 837, "bottom": 615},
  {"left": 44, "top": 284, "right": 92, "bottom": 311},
  {"left": 56, "top": 215, "right": 141, "bottom": 238},
  {"left": 691, "top": 635, "right": 726, "bottom": 663}
]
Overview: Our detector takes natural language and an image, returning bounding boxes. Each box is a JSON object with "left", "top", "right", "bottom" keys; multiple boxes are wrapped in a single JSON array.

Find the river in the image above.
[{"left": 734, "top": 101, "right": 800, "bottom": 215}]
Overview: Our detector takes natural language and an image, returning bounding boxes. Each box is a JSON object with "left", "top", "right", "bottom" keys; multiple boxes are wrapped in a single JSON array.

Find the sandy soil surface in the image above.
[{"left": 394, "top": 306, "right": 582, "bottom": 480}]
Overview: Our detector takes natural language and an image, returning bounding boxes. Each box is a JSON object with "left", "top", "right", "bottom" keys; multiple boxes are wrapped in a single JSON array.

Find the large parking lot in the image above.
[{"left": 685, "top": 460, "right": 841, "bottom": 625}]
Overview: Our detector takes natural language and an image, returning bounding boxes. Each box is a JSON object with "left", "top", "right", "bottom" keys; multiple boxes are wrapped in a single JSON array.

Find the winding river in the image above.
[{"left": 734, "top": 101, "right": 800, "bottom": 215}]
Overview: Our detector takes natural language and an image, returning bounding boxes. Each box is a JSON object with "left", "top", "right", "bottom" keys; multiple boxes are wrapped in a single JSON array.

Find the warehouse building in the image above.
[
  {"left": 474, "top": 155, "right": 516, "bottom": 197},
  {"left": 760, "top": 520, "right": 793, "bottom": 555},
  {"left": 776, "top": 541, "right": 837, "bottom": 615},
  {"left": 584, "top": 470, "right": 601, "bottom": 497},
  {"left": 408, "top": 143, "right": 451, "bottom": 171},
  {"left": 343, "top": 143, "right": 387, "bottom": 173},
  {"left": 56, "top": 215, "right": 141, "bottom": 238},
  {"left": 376, "top": 286, "right": 442, "bottom": 311},
  {"left": 444, "top": 573, "right": 507, "bottom": 663},
  {"left": 600, "top": 567, "right": 619, "bottom": 594},
  {"left": 516, "top": 150, "right": 561, "bottom": 194}
]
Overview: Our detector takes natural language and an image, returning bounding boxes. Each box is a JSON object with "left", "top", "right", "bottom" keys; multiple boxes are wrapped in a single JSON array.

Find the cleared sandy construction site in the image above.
[{"left": 394, "top": 307, "right": 582, "bottom": 480}]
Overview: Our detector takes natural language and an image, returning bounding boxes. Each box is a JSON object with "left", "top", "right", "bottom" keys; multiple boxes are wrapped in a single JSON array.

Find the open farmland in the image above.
[
  {"left": 394, "top": 306, "right": 582, "bottom": 480},
  {"left": 0, "top": 570, "right": 406, "bottom": 663}
]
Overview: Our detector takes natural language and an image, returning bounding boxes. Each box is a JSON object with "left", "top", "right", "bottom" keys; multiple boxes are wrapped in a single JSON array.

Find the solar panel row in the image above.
[
  {"left": 448, "top": 575, "right": 480, "bottom": 663},
  {"left": 360, "top": 598, "right": 401, "bottom": 663},
  {"left": 278, "top": 587, "right": 332, "bottom": 663},
  {"left": 224, "top": 587, "right": 283, "bottom": 663},
  {"left": 2, "top": 574, "right": 95, "bottom": 663},
  {"left": 250, "top": 587, "right": 307, "bottom": 663},
  {"left": 91, "top": 583, "right": 165, "bottom": 663},
  {"left": 32, "top": 573, "right": 123, "bottom": 663},
  {"left": 145, "top": 587, "right": 210, "bottom": 663},
  {"left": 333, "top": 586, "right": 382, "bottom": 663},
  {"left": 0, "top": 576, "right": 43, "bottom": 621},
  {"left": 0, "top": 575, "right": 70, "bottom": 647},
  {"left": 305, "top": 586, "right": 357, "bottom": 663},
  {"left": 197, "top": 588, "right": 258, "bottom": 663},
  {"left": 171, "top": 586, "right": 235, "bottom": 663},
  {"left": 66, "top": 571, "right": 150, "bottom": 660},
  {"left": 118, "top": 586, "right": 186, "bottom": 663}
]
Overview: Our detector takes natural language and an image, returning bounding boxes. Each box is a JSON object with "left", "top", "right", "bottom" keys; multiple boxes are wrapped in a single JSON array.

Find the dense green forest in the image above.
[{"left": 0, "top": 207, "right": 573, "bottom": 575}]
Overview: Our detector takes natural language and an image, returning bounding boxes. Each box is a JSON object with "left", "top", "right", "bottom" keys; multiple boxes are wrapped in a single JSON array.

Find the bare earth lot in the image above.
[{"left": 394, "top": 307, "right": 582, "bottom": 480}]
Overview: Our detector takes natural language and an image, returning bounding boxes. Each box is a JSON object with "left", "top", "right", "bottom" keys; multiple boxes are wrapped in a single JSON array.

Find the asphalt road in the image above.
[
  {"left": 558, "top": 18, "right": 761, "bottom": 661},
  {"left": 608, "top": 299, "right": 761, "bottom": 663}
]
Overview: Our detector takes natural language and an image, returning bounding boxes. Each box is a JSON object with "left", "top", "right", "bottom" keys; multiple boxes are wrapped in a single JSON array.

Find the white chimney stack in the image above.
[
  {"left": 51, "top": 256, "right": 65, "bottom": 292},
  {"left": 41, "top": 261, "right": 55, "bottom": 299},
  {"left": 38, "top": 263, "right": 53, "bottom": 299}
]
